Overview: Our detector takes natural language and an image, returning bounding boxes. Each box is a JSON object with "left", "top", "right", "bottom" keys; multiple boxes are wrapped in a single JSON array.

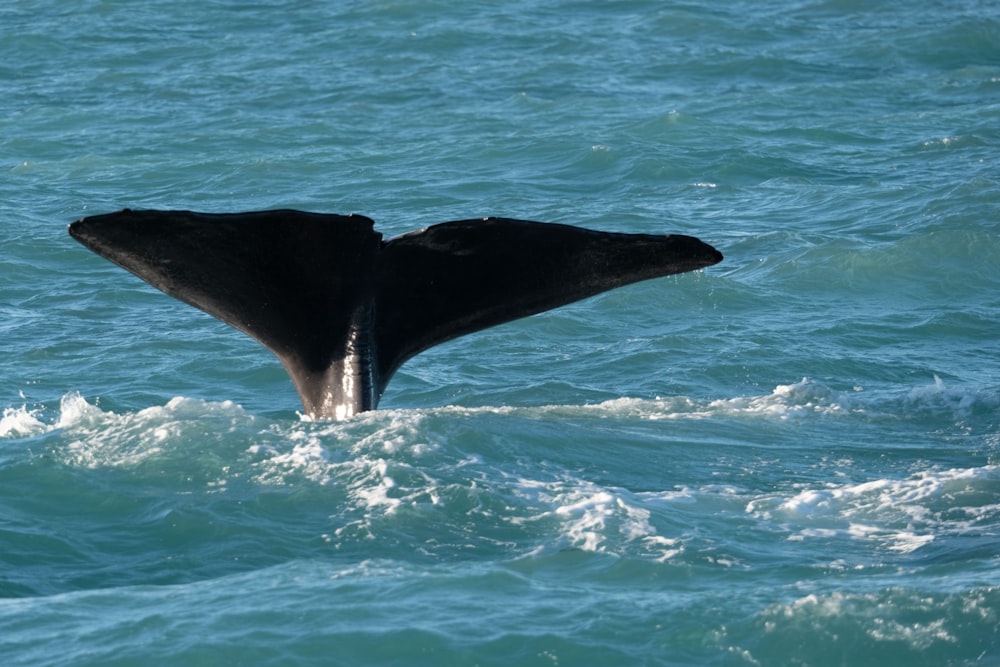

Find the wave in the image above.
[
  {"left": 748, "top": 464, "right": 1000, "bottom": 556},
  {"left": 0, "top": 375, "right": 981, "bottom": 436},
  {"left": 726, "top": 586, "right": 1000, "bottom": 663},
  {"left": 2, "top": 380, "right": 995, "bottom": 569},
  {"left": 3, "top": 375, "right": 995, "bottom": 472}
]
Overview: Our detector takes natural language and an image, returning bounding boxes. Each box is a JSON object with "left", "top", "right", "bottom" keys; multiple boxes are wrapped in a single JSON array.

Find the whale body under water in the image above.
[{"left": 69, "top": 209, "right": 723, "bottom": 419}]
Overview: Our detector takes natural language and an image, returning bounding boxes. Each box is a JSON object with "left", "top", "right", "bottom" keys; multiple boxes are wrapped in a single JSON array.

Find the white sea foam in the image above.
[
  {"left": 251, "top": 432, "right": 336, "bottom": 485},
  {"left": 0, "top": 404, "right": 47, "bottom": 438},
  {"left": 27, "top": 393, "right": 252, "bottom": 469},
  {"left": 772, "top": 466, "right": 997, "bottom": 516},
  {"left": 757, "top": 590, "right": 966, "bottom": 650},
  {"left": 7, "top": 387, "right": 992, "bottom": 565},
  {"left": 402, "top": 378, "right": 866, "bottom": 422},
  {"left": 506, "top": 476, "right": 678, "bottom": 557},
  {"left": 281, "top": 375, "right": 993, "bottom": 427},
  {"left": 531, "top": 376, "right": 991, "bottom": 425},
  {"left": 248, "top": 412, "right": 454, "bottom": 546},
  {"left": 748, "top": 465, "right": 999, "bottom": 553},
  {"left": 366, "top": 378, "right": 853, "bottom": 422},
  {"left": 0, "top": 392, "right": 104, "bottom": 440}
]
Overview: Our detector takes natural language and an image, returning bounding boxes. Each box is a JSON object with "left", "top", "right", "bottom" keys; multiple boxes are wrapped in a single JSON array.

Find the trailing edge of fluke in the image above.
[{"left": 69, "top": 209, "right": 723, "bottom": 419}]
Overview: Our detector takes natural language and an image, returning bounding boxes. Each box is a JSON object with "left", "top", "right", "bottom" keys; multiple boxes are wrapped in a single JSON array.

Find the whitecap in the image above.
[
  {"left": 0, "top": 404, "right": 47, "bottom": 438},
  {"left": 748, "top": 465, "right": 999, "bottom": 553}
]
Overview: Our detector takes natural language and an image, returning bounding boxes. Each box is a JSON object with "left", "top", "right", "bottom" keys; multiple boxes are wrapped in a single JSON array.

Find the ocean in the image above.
[{"left": 2, "top": 0, "right": 998, "bottom": 664}]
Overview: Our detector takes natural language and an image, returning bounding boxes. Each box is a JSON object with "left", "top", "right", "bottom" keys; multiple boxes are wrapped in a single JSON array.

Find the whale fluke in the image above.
[{"left": 69, "top": 209, "right": 722, "bottom": 419}]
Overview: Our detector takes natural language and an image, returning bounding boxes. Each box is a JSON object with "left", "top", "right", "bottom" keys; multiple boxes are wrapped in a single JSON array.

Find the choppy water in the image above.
[{"left": 2, "top": 1, "right": 999, "bottom": 665}]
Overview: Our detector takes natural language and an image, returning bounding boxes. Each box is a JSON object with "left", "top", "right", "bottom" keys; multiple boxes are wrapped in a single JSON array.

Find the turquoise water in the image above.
[{"left": 3, "top": 1, "right": 999, "bottom": 664}]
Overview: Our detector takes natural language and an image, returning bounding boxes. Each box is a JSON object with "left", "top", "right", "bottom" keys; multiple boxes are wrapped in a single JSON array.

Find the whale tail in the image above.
[{"left": 69, "top": 209, "right": 722, "bottom": 419}]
